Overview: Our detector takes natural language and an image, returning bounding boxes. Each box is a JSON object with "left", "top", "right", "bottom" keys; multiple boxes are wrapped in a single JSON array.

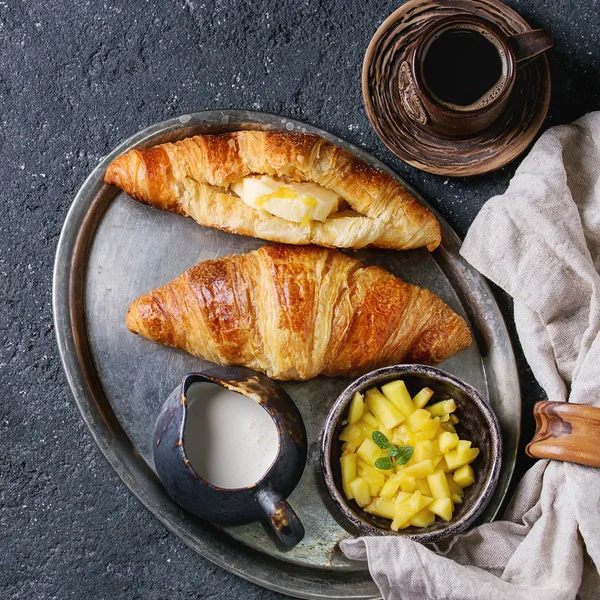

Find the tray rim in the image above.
[{"left": 53, "top": 109, "right": 521, "bottom": 599}]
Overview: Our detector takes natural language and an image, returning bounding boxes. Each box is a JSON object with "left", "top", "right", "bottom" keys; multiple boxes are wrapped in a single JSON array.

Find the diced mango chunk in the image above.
[
  {"left": 413, "top": 440, "right": 435, "bottom": 462},
  {"left": 438, "top": 431, "right": 459, "bottom": 453},
  {"left": 399, "top": 475, "right": 417, "bottom": 493},
  {"left": 392, "top": 492, "right": 433, "bottom": 530},
  {"left": 365, "top": 388, "right": 406, "bottom": 429},
  {"left": 358, "top": 461, "right": 386, "bottom": 495},
  {"left": 412, "top": 387, "right": 434, "bottom": 408},
  {"left": 365, "top": 496, "right": 396, "bottom": 520},
  {"left": 454, "top": 464, "right": 476, "bottom": 488},
  {"left": 357, "top": 438, "right": 384, "bottom": 466},
  {"left": 451, "top": 493, "right": 463, "bottom": 504},
  {"left": 438, "top": 456, "right": 452, "bottom": 473},
  {"left": 361, "top": 411, "right": 379, "bottom": 428},
  {"left": 395, "top": 491, "right": 412, "bottom": 505},
  {"left": 347, "top": 392, "right": 364, "bottom": 424},
  {"left": 381, "top": 380, "right": 416, "bottom": 417},
  {"left": 429, "top": 498, "right": 453, "bottom": 521},
  {"left": 444, "top": 446, "right": 480, "bottom": 470},
  {"left": 426, "top": 399, "right": 457, "bottom": 417},
  {"left": 427, "top": 469, "right": 451, "bottom": 499},
  {"left": 446, "top": 473, "right": 464, "bottom": 497},
  {"left": 415, "top": 417, "right": 441, "bottom": 440},
  {"left": 410, "top": 508, "right": 436, "bottom": 528},
  {"left": 339, "top": 422, "right": 374, "bottom": 444},
  {"left": 340, "top": 454, "right": 357, "bottom": 500},
  {"left": 350, "top": 477, "right": 371, "bottom": 507},
  {"left": 405, "top": 409, "right": 432, "bottom": 432},
  {"left": 415, "top": 478, "right": 432, "bottom": 496},
  {"left": 380, "top": 476, "right": 402, "bottom": 499},
  {"left": 402, "top": 458, "right": 436, "bottom": 479}
]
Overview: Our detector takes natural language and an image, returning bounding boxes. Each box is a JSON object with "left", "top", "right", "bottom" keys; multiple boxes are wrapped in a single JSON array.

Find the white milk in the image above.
[{"left": 184, "top": 383, "right": 280, "bottom": 489}]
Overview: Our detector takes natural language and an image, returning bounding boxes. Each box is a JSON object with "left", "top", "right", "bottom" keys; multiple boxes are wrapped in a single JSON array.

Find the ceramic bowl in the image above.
[{"left": 321, "top": 364, "right": 502, "bottom": 544}]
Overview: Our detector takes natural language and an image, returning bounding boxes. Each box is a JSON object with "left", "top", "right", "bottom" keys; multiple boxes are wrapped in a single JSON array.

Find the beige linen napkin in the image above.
[{"left": 340, "top": 112, "right": 600, "bottom": 600}]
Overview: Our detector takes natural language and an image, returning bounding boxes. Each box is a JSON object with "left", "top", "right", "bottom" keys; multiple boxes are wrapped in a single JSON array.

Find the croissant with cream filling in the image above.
[{"left": 105, "top": 130, "right": 441, "bottom": 252}]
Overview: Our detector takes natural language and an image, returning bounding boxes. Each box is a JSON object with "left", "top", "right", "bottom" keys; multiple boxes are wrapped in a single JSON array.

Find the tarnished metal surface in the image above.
[{"left": 53, "top": 110, "right": 520, "bottom": 599}]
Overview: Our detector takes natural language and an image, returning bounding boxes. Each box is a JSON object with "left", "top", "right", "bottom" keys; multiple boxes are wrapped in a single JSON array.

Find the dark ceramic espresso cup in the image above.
[
  {"left": 153, "top": 367, "right": 307, "bottom": 549},
  {"left": 400, "top": 15, "right": 553, "bottom": 137}
]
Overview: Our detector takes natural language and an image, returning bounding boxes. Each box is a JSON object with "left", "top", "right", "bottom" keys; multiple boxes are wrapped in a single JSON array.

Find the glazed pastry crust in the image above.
[
  {"left": 105, "top": 130, "right": 441, "bottom": 251},
  {"left": 126, "top": 245, "right": 471, "bottom": 380}
]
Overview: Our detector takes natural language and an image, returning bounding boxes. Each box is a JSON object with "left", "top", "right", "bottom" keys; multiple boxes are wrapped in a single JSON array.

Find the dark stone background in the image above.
[{"left": 1, "top": 0, "right": 598, "bottom": 598}]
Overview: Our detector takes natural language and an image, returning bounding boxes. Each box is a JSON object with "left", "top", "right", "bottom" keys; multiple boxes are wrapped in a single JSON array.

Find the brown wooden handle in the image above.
[{"left": 526, "top": 401, "right": 600, "bottom": 467}]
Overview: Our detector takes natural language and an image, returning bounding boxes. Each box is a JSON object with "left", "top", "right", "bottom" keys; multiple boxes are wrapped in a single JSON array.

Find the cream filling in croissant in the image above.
[{"left": 230, "top": 175, "right": 341, "bottom": 226}]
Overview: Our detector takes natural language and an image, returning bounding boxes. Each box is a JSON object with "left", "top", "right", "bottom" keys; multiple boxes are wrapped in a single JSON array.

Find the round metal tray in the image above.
[{"left": 53, "top": 110, "right": 520, "bottom": 599}]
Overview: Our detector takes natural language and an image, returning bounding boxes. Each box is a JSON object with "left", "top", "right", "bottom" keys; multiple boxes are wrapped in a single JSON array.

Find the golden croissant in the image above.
[
  {"left": 105, "top": 130, "right": 441, "bottom": 252},
  {"left": 126, "top": 245, "right": 471, "bottom": 380}
]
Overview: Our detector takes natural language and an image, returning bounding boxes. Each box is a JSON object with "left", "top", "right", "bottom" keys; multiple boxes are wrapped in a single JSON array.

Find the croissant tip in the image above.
[{"left": 125, "top": 306, "right": 139, "bottom": 334}]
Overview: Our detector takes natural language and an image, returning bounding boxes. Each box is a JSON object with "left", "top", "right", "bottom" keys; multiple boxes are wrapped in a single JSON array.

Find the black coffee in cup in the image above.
[{"left": 422, "top": 25, "right": 507, "bottom": 109}]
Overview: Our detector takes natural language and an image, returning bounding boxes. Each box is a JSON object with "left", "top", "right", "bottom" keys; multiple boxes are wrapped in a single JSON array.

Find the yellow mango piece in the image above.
[
  {"left": 412, "top": 387, "right": 434, "bottom": 409},
  {"left": 454, "top": 464, "right": 476, "bottom": 488},
  {"left": 426, "top": 399, "right": 457, "bottom": 417},
  {"left": 448, "top": 414, "right": 459, "bottom": 424},
  {"left": 451, "top": 493, "right": 463, "bottom": 504},
  {"left": 392, "top": 492, "right": 433, "bottom": 530},
  {"left": 340, "top": 454, "right": 357, "bottom": 500},
  {"left": 357, "top": 438, "right": 384, "bottom": 466},
  {"left": 438, "top": 431, "right": 459, "bottom": 452},
  {"left": 401, "top": 458, "right": 435, "bottom": 479},
  {"left": 405, "top": 409, "right": 432, "bottom": 432},
  {"left": 429, "top": 498, "right": 453, "bottom": 521},
  {"left": 446, "top": 473, "right": 464, "bottom": 497},
  {"left": 358, "top": 461, "right": 386, "bottom": 495},
  {"left": 365, "top": 388, "right": 406, "bottom": 429},
  {"left": 415, "top": 478, "right": 432, "bottom": 496},
  {"left": 381, "top": 380, "right": 416, "bottom": 417},
  {"left": 399, "top": 475, "right": 417, "bottom": 493},
  {"left": 392, "top": 502, "right": 418, "bottom": 530},
  {"left": 395, "top": 491, "right": 412, "bottom": 505},
  {"left": 438, "top": 456, "right": 452, "bottom": 473},
  {"left": 417, "top": 417, "right": 441, "bottom": 440},
  {"left": 360, "top": 411, "right": 379, "bottom": 428},
  {"left": 348, "top": 392, "right": 364, "bottom": 424},
  {"left": 413, "top": 440, "right": 435, "bottom": 462},
  {"left": 349, "top": 477, "right": 371, "bottom": 508},
  {"left": 365, "top": 496, "right": 396, "bottom": 520},
  {"left": 458, "top": 440, "right": 472, "bottom": 451},
  {"left": 427, "top": 469, "right": 451, "bottom": 499},
  {"left": 339, "top": 422, "right": 373, "bottom": 444},
  {"left": 391, "top": 519, "right": 411, "bottom": 532},
  {"left": 431, "top": 455, "right": 443, "bottom": 469},
  {"left": 444, "top": 447, "right": 480, "bottom": 470},
  {"left": 392, "top": 427, "right": 416, "bottom": 448},
  {"left": 409, "top": 490, "right": 423, "bottom": 511},
  {"left": 410, "top": 508, "right": 436, "bottom": 528},
  {"left": 380, "top": 475, "right": 402, "bottom": 499}
]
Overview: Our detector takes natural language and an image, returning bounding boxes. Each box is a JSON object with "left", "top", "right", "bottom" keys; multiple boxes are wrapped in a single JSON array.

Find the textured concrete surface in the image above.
[{"left": 0, "top": 0, "right": 598, "bottom": 598}]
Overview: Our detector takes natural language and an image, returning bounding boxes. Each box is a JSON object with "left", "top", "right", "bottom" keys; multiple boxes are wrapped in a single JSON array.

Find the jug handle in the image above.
[{"left": 256, "top": 487, "right": 305, "bottom": 549}]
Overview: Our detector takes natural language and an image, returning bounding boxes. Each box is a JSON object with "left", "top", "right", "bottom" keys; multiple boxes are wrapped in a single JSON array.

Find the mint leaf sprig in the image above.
[{"left": 372, "top": 431, "right": 413, "bottom": 470}]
